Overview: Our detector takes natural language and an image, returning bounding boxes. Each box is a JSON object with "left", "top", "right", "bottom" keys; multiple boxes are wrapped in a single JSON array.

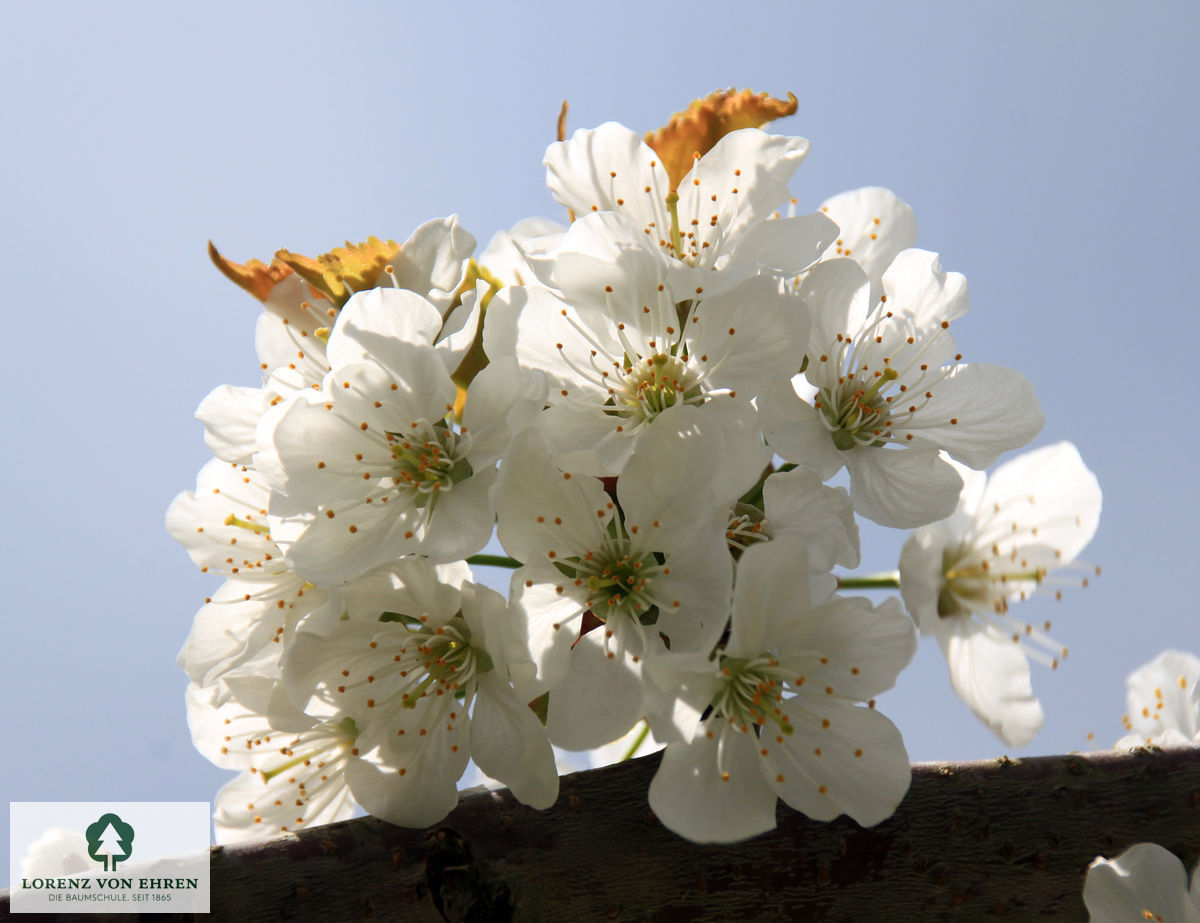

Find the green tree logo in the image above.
[{"left": 85, "top": 813, "right": 134, "bottom": 872}]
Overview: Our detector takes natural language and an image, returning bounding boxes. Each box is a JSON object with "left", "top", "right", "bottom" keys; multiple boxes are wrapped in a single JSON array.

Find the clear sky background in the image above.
[{"left": 3, "top": 0, "right": 1197, "bottom": 885}]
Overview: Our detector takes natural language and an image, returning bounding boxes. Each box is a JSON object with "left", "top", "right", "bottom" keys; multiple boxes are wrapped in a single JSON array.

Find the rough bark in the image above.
[{"left": 5, "top": 747, "right": 1199, "bottom": 922}]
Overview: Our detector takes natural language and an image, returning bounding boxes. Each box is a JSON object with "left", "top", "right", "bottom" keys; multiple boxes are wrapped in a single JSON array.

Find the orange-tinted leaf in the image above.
[
  {"left": 645, "top": 88, "right": 799, "bottom": 191},
  {"left": 275, "top": 236, "right": 400, "bottom": 309},
  {"left": 207, "top": 241, "right": 294, "bottom": 303}
]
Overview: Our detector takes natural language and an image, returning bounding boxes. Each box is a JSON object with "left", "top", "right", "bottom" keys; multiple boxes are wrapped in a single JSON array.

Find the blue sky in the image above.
[{"left": 3, "top": 0, "right": 1197, "bottom": 884}]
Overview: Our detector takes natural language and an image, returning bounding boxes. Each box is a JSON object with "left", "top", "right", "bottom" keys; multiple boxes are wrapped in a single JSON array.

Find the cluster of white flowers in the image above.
[{"left": 170, "top": 91, "right": 1110, "bottom": 845}]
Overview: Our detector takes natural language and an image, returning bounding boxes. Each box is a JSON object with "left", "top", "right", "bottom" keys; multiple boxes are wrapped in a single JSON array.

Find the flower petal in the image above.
[
  {"left": 1083, "top": 843, "right": 1200, "bottom": 923},
  {"left": 388, "top": 214, "right": 475, "bottom": 314},
  {"left": 899, "top": 363, "right": 1043, "bottom": 469},
  {"left": 345, "top": 744, "right": 466, "bottom": 829},
  {"left": 845, "top": 447, "right": 964, "bottom": 528},
  {"left": 728, "top": 212, "right": 838, "bottom": 276},
  {"left": 326, "top": 288, "right": 446, "bottom": 370},
  {"left": 766, "top": 703, "right": 911, "bottom": 826},
  {"left": 471, "top": 673, "right": 559, "bottom": 809},
  {"left": 934, "top": 616, "right": 1045, "bottom": 747},
  {"left": 648, "top": 722, "right": 778, "bottom": 843},
  {"left": 760, "top": 380, "right": 847, "bottom": 481},
  {"left": 818, "top": 187, "right": 918, "bottom": 301},
  {"left": 762, "top": 466, "right": 861, "bottom": 572},
  {"left": 196, "top": 385, "right": 263, "bottom": 464},
  {"left": 546, "top": 631, "right": 645, "bottom": 751},
  {"left": 545, "top": 122, "right": 671, "bottom": 235}
]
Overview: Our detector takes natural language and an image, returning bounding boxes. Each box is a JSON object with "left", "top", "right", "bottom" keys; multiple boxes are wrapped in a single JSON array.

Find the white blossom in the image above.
[
  {"left": 479, "top": 216, "right": 565, "bottom": 286},
  {"left": 762, "top": 250, "right": 1043, "bottom": 527},
  {"left": 726, "top": 465, "right": 860, "bottom": 576},
  {"left": 1116, "top": 650, "right": 1200, "bottom": 749},
  {"left": 1084, "top": 843, "right": 1200, "bottom": 923},
  {"left": 264, "top": 287, "right": 543, "bottom": 584},
  {"left": 169, "top": 105, "right": 1115, "bottom": 851},
  {"left": 281, "top": 568, "right": 558, "bottom": 826},
  {"left": 198, "top": 217, "right": 476, "bottom": 465},
  {"left": 168, "top": 458, "right": 473, "bottom": 693},
  {"left": 544, "top": 122, "right": 834, "bottom": 291},
  {"left": 899, "top": 442, "right": 1101, "bottom": 747},
  {"left": 495, "top": 408, "right": 743, "bottom": 749},
  {"left": 186, "top": 678, "right": 360, "bottom": 842},
  {"left": 644, "top": 538, "right": 915, "bottom": 843},
  {"left": 814, "top": 186, "right": 918, "bottom": 302},
  {"left": 485, "top": 211, "right": 789, "bottom": 479}
]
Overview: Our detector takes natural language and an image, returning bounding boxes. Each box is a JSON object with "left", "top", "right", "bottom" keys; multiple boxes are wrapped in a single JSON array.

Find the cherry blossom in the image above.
[
  {"left": 1116, "top": 650, "right": 1200, "bottom": 749},
  {"left": 814, "top": 186, "right": 918, "bottom": 302},
  {"left": 1084, "top": 843, "right": 1200, "bottom": 923},
  {"left": 186, "top": 677, "right": 361, "bottom": 842},
  {"left": 762, "top": 250, "right": 1043, "bottom": 527},
  {"left": 899, "top": 443, "right": 1101, "bottom": 747},
  {"left": 264, "top": 287, "right": 543, "bottom": 584},
  {"left": 495, "top": 408, "right": 743, "bottom": 749},
  {"left": 485, "top": 211, "right": 790, "bottom": 478},
  {"left": 281, "top": 568, "right": 558, "bottom": 826},
  {"left": 169, "top": 99, "right": 1112, "bottom": 849},
  {"left": 544, "top": 121, "right": 835, "bottom": 290},
  {"left": 644, "top": 538, "right": 915, "bottom": 843},
  {"left": 197, "top": 217, "right": 476, "bottom": 466}
]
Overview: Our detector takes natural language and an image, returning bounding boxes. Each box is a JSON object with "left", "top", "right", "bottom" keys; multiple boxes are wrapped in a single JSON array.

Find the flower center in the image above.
[
  {"left": 810, "top": 309, "right": 966, "bottom": 451},
  {"left": 556, "top": 533, "right": 667, "bottom": 625},
  {"left": 385, "top": 421, "right": 473, "bottom": 507},
  {"left": 935, "top": 545, "right": 1071, "bottom": 670},
  {"left": 259, "top": 717, "right": 358, "bottom": 783},
  {"left": 726, "top": 503, "right": 769, "bottom": 558},
  {"left": 816, "top": 368, "right": 899, "bottom": 450},
  {"left": 383, "top": 613, "right": 492, "bottom": 707},
  {"left": 610, "top": 352, "right": 706, "bottom": 424},
  {"left": 711, "top": 655, "right": 794, "bottom": 735},
  {"left": 937, "top": 545, "right": 1049, "bottom": 618}
]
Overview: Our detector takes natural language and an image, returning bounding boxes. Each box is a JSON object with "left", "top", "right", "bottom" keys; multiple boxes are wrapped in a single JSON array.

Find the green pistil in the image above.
[
  {"left": 223, "top": 514, "right": 271, "bottom": 535},
  {"left": 260, "top": 756, "right": 307, "bottom": 784},
  {"left": 666, "top": 191, "right": 683, "bottom": 257},
  {"left": 945, "top": 566, "right": 1046, "bottom": 583},
  {"left": 401, "top": 672, "right": 439, "bottom": 708},
  {"left": 859, "top": 366, "right": 899, "bottom": 403}
]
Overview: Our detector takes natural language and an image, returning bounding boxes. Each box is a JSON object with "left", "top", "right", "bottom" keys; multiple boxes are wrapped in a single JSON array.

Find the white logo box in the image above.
[{"left": 10, "top": 802, "right": 210, "bottom": 914}]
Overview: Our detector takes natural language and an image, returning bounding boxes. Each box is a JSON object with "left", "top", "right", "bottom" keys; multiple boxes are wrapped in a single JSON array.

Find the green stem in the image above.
[
  {"left": 466, "top": 553, "right": 523, "bottom": 569},
  {"left": 836, "top": 571, "right": 902, "bottom": 591},
  {"left": 739, "top": 462, "right": 796, "bottom": 508},
  {"left": 620, "top": 721, "right": 650, "bottom": 761}
]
